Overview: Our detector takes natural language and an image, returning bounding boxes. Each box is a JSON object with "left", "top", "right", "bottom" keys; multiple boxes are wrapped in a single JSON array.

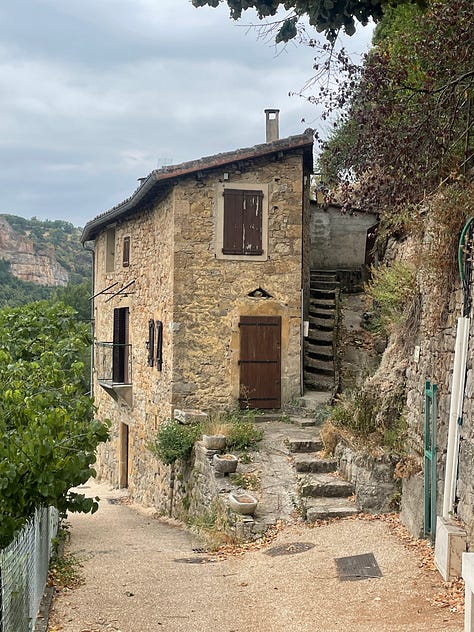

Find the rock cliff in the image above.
[{"left": 0, "top": 216, "right": 69, "bottom": 286}]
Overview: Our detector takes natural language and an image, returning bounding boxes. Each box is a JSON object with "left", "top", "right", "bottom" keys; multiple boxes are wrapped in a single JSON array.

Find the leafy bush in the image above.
[
  {"left": 150, "top": 420, "right": 200, "bottom": 465},
  {"left": 366, "top": 261, "right": 417, "bottom": 335},
  {"left": 226, "top": 421, "right": 263, "bottom": 451}
]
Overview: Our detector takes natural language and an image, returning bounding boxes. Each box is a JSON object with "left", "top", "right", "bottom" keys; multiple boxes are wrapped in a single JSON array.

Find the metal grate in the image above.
[
  {"left": 335, "top": 552, "right": 382, "bottom": 582},
  {"left": 264, "top": 542, "right": 315, "bottom": 557},
  {"left": 0, "top": 507, "right": 58, "bottom": 632}
]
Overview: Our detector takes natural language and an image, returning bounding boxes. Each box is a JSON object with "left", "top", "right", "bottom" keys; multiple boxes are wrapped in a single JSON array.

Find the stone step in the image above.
[
  {"left": 290, "top": 416, "right": 318, "bottom": 428},
  {"left": 287, "top": 437, "right": 324, "bottom": 453},
  {"left": 294, "top": 455, "right": 337, "bottom": 474},
  {"left": 310, "top": 281, "right": 340, "bottom": 291},
  {"left": 305, "top": 498, "right": 360, "bottom": 522},
  {"left": 306, "top": 344, "right": 333, "bottom": 359},
  {"left": 309, "top": 298, "right": 336, "bottom": 309},
  {"left": 310, "top": 289, "right": 337, "bottom": 301},
  {"left": 304, "top": 374, "right": 335, "bottom": 391},
  {"left": 299, "top": 473, "right": 354, "bottom": 498},
  {"left": 305, "top": 357, "right": 334, "bottom": 372},
  {"left": 307, "top": 327, "right": 334, "bottom": 342},
  {"left": 308, "top": 316, "right": 334, "bottom": 330}
]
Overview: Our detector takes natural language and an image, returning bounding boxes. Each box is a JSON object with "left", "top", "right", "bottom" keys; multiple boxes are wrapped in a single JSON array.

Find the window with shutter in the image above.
[
  {"left": 123, "top": 236, "right": 130, "bottom": 267},
  {"left": 222, "top": 189, "right": 263, "bottom": 255},
  {"left": 113, "top": 307, "right": 129, "bottom": 383},
  {"left": 216, "top": 183, "right": 268, "bottom": 261}
]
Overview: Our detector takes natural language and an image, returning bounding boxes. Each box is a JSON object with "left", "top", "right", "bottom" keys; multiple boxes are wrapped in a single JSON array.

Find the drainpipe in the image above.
[
  {"left": 83, "top": 240, "right": 96, "bottom": 398},
  {"left": 442, "top": 218, "right": 473, "bottom": 519}
]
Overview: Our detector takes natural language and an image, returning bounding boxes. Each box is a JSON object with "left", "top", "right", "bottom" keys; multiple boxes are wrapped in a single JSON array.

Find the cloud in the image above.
[{"left": 0, "top": 1, "right": 373, "bottom": 225}]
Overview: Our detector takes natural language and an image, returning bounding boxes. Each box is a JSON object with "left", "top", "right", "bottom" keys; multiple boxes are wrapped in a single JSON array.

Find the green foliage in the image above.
[
  {"left": 318, "top": 0, "right": 474, "bottom": 220},
  {"left": 192, "top": 0, "right": 425, "bottom": 42},
  {"left": 0, "top": 301, "right": 109, "bottom": 548},
  {"left": 221, "top": 409, "right": 264, "bottom": 451},
  {"left": 365, "top": 261, "right": 417, "bottom": 335},
  {"left": 329, "top": 388, "right": 407, "bottom": 452},
  {"left": 226, "top": 421, "right": 263, "bottom": 451},
  {"left": 150, "top": 420, "right": 200, "bottom": 465},
  {"left": 51, "top": 280, "right": 92, "bottom": 323}
]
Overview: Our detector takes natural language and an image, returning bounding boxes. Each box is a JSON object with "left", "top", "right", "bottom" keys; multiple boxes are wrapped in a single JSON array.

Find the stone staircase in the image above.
[
  {"left": 304, "top": 271, "right": 339, "bottom": 392},
  {"left": 287, "top": 433, "right": 359, "bottom": 522}
]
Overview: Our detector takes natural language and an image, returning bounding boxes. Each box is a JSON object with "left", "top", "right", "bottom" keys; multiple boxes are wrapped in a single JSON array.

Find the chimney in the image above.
[{"left": 265, "top": 109, "right": 280, "bottom": 143}]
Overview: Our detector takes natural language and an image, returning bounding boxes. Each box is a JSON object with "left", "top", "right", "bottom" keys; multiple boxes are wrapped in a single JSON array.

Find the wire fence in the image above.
[{"left": 0, "top": 507, "right": 59, "bottom": 632}]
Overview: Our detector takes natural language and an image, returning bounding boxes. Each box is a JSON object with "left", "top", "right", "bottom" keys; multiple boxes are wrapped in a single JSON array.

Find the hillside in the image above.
[{"left": 0, "top": 214, "right": 91, "bottom": 308}]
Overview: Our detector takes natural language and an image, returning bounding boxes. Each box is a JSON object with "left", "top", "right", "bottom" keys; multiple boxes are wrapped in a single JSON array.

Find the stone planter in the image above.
[
  {"left": 202, "top": 434, "right": 226, "bottom": 451},
  {"left": 228, "top": 492, "right": 257, "bottom": 515},
  {"left": 213, "top": 453, "right": 238, "bottom": 474}
]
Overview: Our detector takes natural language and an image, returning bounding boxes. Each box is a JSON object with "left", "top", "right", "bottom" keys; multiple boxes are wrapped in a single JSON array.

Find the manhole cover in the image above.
[
  {"left": 335, "top": 552, "right": 382, "bottom": 581},
  {"left": 106, "top": 498, "right": 122, "bottom": 504},
  {"left": 174, "top": 557, "right": 217, "bottom": 564},
  {"left": 264, "top": 542, "right": 315, "bottom": 557}
]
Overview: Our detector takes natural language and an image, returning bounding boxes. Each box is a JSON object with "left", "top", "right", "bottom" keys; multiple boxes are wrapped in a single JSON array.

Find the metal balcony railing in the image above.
[{"left": 95, "top": 342, "right": 132, "bottom": 385}]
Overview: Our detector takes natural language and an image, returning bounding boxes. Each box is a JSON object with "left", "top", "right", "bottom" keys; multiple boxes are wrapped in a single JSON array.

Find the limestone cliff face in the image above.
[{"left": 0, "top": 217, "right": 69, "bottom": 286}]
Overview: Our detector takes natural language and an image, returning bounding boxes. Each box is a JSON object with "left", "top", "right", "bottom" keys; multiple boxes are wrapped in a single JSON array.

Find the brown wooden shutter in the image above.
[
  {"left": 242, "top": 191, "right": 263, "bottom": 255},
  {"left": 123, "top": 236, "right": 130, "bottom": 267},
  {"left": 155, "top": 320, "right": 163, "bottom": 371},
  {"left": 147, "top": 319, "right": 155, "bottom": 367},
  {"left": 223, "top": 189, "right": 263, "bottom": 255}
]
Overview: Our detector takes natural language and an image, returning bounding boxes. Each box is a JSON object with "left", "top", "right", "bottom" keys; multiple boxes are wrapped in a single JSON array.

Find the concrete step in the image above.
[
  {"left": 294, "top": 455, "right": 337, "bottom": 474},
  {"left": 297, "top": 391, "right": 332, "bottom": 410},
  {"left": 287, "top": 437, "right": 324, "bottom": 453},
  {"left": 306, "top": 498, "right": 360, "bottom": 522},
  {"left": 299, "top": 473, "right": 354, "bottom": 498}
]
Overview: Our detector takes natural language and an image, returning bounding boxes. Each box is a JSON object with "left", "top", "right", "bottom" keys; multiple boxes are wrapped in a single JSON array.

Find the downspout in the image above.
[
  {"left": 442, "top": 217, "right": 473, "bottom": 519},
  {"left": 83, "top": 240, "right": 96, "bottom": 398}
]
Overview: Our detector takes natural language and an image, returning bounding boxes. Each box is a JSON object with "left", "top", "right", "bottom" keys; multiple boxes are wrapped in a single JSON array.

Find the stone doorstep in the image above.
[
  {"left": 305, "top": 497, "right": 360, "bottom": 522},
  {"left": 293, "top": 454, "right": 337, "bottom": 474},
  {"left": 300, "top": 473, "right": 354, "bottom": 498}
]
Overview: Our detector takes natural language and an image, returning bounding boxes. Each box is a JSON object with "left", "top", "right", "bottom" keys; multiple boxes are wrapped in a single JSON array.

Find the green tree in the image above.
[
  {"left": 317, "top": 0, "right": 474, "bottom": 228},
  {"left": 192, "top": 0, "right": 425, "bottom": 42},
  {"left": 0, "top": 301, "right": 109, "bottom": 548}
]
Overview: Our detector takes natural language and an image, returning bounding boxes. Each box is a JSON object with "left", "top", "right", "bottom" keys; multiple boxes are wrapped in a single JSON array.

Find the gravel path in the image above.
[{"left": 48, "top": 480, "right": 463, "bottom": 632}]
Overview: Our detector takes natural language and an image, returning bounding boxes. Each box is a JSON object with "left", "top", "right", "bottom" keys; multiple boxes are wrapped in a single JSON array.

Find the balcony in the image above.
[{"left": 95, "top": 342, "right": 132, "bottom": 406}]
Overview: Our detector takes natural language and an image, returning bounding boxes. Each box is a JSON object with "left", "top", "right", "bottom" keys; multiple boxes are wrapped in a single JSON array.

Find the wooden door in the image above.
[{"left": 239, "top": 316, "right": 281, "bottom": 409}]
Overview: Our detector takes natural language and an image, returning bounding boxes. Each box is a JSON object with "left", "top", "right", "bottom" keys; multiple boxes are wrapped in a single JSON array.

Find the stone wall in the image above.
[
  {"left": 336, "top": 442, "right": 400, "bottom": 512},
  {"left": 171, "top": 152, "right": 309, "bottom": 411}
]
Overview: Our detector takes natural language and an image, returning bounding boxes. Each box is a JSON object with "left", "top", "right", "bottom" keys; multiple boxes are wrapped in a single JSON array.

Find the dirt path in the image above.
[{"left": 48, "top": 480, "right": 463, "bottom": 632}]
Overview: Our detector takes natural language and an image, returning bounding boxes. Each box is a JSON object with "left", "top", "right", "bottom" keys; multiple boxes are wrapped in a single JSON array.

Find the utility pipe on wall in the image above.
[{"left": 442, "top": 315, "right": 470, "bottom": 519}]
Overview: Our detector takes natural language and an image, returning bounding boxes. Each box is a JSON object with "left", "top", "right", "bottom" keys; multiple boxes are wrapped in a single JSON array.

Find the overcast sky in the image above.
[{"left": 0, "top": 1, "right": 373, "bottom": 227}]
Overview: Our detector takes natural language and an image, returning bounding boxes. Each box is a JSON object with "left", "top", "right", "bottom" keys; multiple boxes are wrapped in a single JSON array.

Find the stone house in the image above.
[{"left": 81, "top": 112, "right": 313, "bottom": 502}]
